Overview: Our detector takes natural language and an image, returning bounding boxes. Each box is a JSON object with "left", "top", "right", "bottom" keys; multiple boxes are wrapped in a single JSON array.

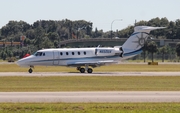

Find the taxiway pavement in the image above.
[{"left": 0, "top": 91, "right": 180, "bottom": 103}]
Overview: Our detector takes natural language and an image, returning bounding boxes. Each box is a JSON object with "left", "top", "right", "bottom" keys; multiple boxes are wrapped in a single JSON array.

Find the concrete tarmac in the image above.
[
  {"left": 0, "top": 72, "right": 180, "bottom": 76},
  {"left": 0, "top": 91, "right": 180, "bottom": 103}
]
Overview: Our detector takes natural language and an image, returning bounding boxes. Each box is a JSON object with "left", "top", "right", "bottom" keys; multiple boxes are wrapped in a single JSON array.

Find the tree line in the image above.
[{"left": 0, "top": 17, "right": 180, "bottom": 61}]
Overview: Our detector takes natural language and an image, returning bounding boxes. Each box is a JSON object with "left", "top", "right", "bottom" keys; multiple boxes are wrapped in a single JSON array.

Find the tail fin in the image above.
[{"left": 122, "top": 26, "right": 165, "bottom": 58}]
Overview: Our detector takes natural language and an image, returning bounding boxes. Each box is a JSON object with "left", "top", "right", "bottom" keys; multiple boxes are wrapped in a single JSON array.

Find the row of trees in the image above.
[
  {"left": 137, "top": 40, "right": 180, "bottom": 63},
  {"left": 143, "top": 41, "right": 174, "bottom": 62},
  {"left": 0, "top": 17, "right": 180, "bottom": 61},
  {"left": 1, "top": 18, "right": 180, "bottom": 43}
]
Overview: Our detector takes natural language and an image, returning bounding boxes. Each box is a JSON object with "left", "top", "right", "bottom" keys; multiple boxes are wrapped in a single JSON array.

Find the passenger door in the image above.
[{"left": 53, "top": 51, "right": 59, "bottom": 65}]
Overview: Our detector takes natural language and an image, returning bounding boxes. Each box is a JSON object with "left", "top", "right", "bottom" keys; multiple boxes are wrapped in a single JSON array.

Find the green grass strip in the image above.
[
  {"left": 0, "top": 76, "right": 180, "bottom": 91},
  {"left": 0, "top": 103, "right": 180, "bottom": 113}
]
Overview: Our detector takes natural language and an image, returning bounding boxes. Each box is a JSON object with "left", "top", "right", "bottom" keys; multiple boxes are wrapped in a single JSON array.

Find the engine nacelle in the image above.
[
  {"left": 119, "top": 47, "right": 124, "bottom": 57},
  {"left": 114, "top": 46, "right": 124, "bottom": 58}
]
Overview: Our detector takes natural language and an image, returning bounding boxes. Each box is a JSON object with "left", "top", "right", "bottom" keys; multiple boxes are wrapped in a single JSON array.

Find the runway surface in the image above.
[
  {"left": 0, "top": 91, "right": 180, "bottom": 103},
  {"left": 0, "top": 72, "right": 180, "bottom": 76}
]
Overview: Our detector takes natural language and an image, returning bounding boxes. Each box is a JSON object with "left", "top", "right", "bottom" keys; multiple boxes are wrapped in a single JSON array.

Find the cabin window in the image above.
[
  {"left": 78, "top": 52, "right": 80, "bottom": 55},
  {"left": 60, "top": 52, "right": 63, "bottom": 55},
  {"left": 84, "top": 51, "right": 86, "bottom": 55},
  {"left": 72, "top": 52, "right": 74, "bottom": 55},
  {"left": 66, "top": 52, "right": 69, "bottom": 55},
  {"left": 34, "top": 52, "right": 43, "bottom": 56},
  {"left": 43, "top": 53, "right": 45, "bottom": 56},
  {"left": 34, "top": 52, "right": 38, "bottom": 56}
]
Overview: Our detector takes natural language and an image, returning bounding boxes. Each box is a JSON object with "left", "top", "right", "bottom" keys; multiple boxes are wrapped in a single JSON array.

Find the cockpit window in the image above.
[{"left": 34, "top": 52, "right": 45, "bottom": 56}]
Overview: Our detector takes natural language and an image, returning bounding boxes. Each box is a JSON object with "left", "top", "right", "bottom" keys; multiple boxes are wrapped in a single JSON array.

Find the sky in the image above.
[{"left": 0, "top": 0, "right": 180, "bottom": 32}]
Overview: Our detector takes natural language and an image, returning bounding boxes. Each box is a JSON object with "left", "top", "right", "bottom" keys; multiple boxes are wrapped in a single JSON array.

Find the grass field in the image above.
[
  {"left": 1, "top": 63, "right": 180, "bottom": 72},
  {"left": 0, "top": 63, "right": 180, "bottom": 91},
  {"left": 0, "top": 76, "right": 180, "bottom": 91},
  {"left": 0, "top": 103, "right": 180, "bottom": 113},
  {"left": 0, "top": 63, "right": 180, "bottom": 113}
]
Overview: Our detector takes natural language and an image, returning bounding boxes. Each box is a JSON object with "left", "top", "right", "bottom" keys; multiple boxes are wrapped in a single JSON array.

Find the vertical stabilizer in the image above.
[{"left": 122, "top": 26, "right": 165, "bottom": 58}]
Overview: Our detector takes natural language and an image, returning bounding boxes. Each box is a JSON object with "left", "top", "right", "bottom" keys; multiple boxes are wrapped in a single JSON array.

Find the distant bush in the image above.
[{"left": 7, "top": 57, "right": 16, "bottom": 62}]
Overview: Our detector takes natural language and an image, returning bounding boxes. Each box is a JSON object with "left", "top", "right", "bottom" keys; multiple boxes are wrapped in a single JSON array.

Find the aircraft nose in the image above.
[
  {"left": 16, "top": 56, "right": 33, "bottom": 67},
  {"left": 16, "top": 59, "right": 23, "bottom": 66},
  {"left": 16, "top": 59, "right": 28, "bottom": 67}
]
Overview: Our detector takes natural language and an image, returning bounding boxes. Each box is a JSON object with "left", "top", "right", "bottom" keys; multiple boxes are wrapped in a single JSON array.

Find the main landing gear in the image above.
[
  {"left": 28, "top": 66, "right": 34, "bottom": 73},
  {"left": 77, "top": 66, "right": 93, "bottom": 73}
]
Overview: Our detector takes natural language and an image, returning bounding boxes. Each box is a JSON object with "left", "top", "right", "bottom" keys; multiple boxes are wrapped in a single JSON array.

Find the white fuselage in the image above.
[{"left": 16, "top": 47, "right": 123, "bottom": 67}]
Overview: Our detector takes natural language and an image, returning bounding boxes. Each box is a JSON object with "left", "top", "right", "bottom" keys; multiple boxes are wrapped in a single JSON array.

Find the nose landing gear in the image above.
[
  {"left": 28, "top": 68, "right": 33, "bottom": 73},
  {"left": 28, "top": 66, "right": 34, "bottom": 73}
]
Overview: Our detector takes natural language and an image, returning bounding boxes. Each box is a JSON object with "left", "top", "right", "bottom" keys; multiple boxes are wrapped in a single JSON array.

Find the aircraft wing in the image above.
[{"left": 67, "top": 60, "right": 118, "bottom": 67}]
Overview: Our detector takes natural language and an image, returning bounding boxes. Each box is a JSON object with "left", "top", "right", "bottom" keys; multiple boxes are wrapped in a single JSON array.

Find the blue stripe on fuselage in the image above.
[
  {"left": 31, "top": 54, "right": 120, "bottom": 63},
  {"left": 123, "top": 48, "right": 143, "bottom": 57}
]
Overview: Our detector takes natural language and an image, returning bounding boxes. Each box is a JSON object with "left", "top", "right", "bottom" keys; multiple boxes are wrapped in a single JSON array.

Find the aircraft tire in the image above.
[
  {"left": 28, "top": 68, "right": 33, "bottom": 73},
  {"left": 80, "top": 68, "right": 85, "bottom": 73},
  {"left": 87, "top": 68, "right": 93, "bottom": 73}
]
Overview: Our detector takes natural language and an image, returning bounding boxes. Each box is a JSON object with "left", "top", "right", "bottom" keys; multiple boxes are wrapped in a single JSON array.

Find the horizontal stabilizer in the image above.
[{"left": 134, "top": 26, "right": 166, "bottom": 33}]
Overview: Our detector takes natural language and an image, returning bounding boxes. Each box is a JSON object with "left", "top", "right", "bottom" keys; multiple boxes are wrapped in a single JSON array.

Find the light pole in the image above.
[{"left": 111, "top": 19, "right": 123, "bottom": 39}]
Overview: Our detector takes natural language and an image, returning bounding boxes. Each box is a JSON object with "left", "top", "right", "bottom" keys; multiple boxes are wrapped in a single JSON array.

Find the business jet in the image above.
[{"left": 16, "top": 26, "right": 165, "bottom": 73}]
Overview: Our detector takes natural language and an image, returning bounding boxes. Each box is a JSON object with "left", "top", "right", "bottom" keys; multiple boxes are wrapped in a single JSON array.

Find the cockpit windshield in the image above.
[{"left": 34, "top": 52, "right": 45, "bottom": 56}]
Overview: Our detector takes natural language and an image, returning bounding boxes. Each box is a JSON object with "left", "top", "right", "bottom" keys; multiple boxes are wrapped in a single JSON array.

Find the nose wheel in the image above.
[
  {"left": 28, "top": 68, "right": 33, "bottom": 73},
  {"left": 28, "top": 66, "right": 34, "bottom": 73}
]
